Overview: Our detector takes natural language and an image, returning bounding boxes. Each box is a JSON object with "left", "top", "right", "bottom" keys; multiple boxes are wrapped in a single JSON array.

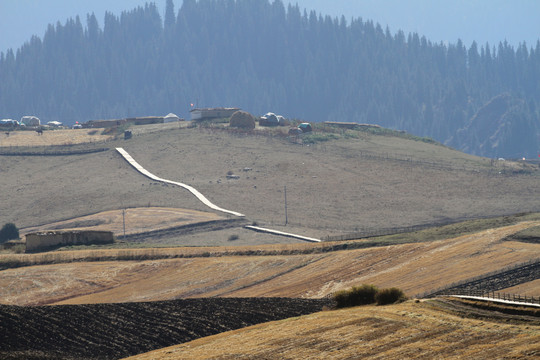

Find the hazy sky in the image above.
[{"left": 1, "top": 0, "right": 539, "bottom": 55}]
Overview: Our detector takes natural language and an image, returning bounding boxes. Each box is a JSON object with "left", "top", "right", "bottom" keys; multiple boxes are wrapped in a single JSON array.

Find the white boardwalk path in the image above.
[
  {"left": 116, "top": 147, "right": 245, "bottom": 217},
  {"left": 116, "top": 147, "right": 321, "bottom": 242},
  {"left": 451, "top": 295, "right": 540, "bottom": 308},
  {"left": 245, "top": 225, "right": 321, "bottom": 243}
]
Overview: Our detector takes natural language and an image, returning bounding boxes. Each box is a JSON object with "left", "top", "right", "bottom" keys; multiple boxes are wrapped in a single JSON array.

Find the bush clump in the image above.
[
  {"left": 333, "top": 284, "right": 379, "bottom": 308},
  {"left": 229, "top": 110, "right": 256, "bottom": 130},
  {"left": 0, "top": 223, "right": 19, "bottom": 243},
  {"left": 333, "top": 284, "right": 407, "bottom": 308},
  {"left": 375, "top": 287, "right": 407, "bottom": 305}
]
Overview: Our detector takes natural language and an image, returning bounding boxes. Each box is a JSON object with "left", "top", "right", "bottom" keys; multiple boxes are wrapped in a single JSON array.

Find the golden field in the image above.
[
  {"left": 125, "top": 300, "right": 540, "bottom": 360},
  {"left": 1, "top": 221, "right": 538, "bottom": 306}
]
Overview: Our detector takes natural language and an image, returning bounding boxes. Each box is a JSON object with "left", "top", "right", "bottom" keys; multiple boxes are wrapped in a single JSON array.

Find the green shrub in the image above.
[
  {"left": 333, "top": 284, "right": 379, "bottom": 308},
  {"left": 0, "top": 223, "right": 19, "bottom": 243},
  {"left": 229, "top": 110, "right": 256, "bottom": 130},
  {"left": 228, "top": 234, "right": 239, "bottom": 241},
  {"left": 302, "top": 133, "right": 340, "bottom": 144},
  {"left": 375, "top": 287, "right": 407, "bottom": 305},
  {"left": 333, "top": 285, "right": 407, "bottom": 308}
]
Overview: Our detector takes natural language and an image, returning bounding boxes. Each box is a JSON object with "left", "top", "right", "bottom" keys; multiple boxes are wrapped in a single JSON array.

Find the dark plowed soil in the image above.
[
  {"left": 0, "top": 297, "right": 332, "bottom": 360},
  {"left": 429, "top": 260, "right": 540, "bottom": 296}
]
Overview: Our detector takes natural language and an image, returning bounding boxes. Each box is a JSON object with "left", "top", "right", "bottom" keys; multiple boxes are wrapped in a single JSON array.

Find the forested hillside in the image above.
[{"left": 1, "top": 0, "right": 539, "bottom": 157}]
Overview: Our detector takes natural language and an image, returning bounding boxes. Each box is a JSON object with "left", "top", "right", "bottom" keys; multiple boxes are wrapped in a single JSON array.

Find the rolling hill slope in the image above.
[
  {"left": 1, "top": 221, "right": 538, "bottom": 306},
  {"left": 2, "top": 122, "right": 540, "bottom": 237},
  {"left": 1, "top": 123, "right": 539, "bottom": 359},
  {"left": 125, "top": 300, "right": 540, "bottom": 360}
]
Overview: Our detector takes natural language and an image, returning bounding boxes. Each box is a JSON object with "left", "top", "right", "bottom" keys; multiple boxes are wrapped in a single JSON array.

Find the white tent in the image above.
[
  {"left": 20, "top": 116, "right": 40, "bottom": 127},
  {"left": 164, "top": 113, "right": 181, "bottom": 123}
]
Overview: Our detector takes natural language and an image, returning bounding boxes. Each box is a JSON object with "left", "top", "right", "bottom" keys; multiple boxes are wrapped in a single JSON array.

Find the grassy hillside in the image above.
[
  {"left": 1, "top": 122, "right": 540, "bottom": 237},
  {"left": 126, "top": 300, "right": 540, "bottom": 360}
]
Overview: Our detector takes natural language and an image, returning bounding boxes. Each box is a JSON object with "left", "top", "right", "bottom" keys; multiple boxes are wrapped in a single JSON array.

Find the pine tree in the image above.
[{"left": 164, "top": 0, "right": 176, "bottom": 32}]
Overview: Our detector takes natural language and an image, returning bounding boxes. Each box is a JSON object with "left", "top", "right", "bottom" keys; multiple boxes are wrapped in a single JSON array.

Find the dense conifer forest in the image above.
[{"left": 1, "top": 0, "right": 539, "bottom": 157}]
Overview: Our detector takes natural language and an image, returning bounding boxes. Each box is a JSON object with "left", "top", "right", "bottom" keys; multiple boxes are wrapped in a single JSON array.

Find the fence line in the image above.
[
  {"left": 0, "top": 147, "right": 108, "bottom": 156},
  {"left": 418, "top": 258, "right": 540, "bottom": 299},
  {"left": 325, "top": 224, "right": 437, "bottom": 241},
  {"left": 440, "top": 289, "right": 540, "bottom": 306},
  {"left": 257, "top": 211, "right": 540, "bottom": 242}
]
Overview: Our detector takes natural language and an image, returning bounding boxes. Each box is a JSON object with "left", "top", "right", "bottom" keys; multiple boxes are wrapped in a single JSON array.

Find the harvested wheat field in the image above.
[
  {"left": 0, "top": 128, "right": 115, "bottom": 146},
  {"left": 0, "top": 122, "right": 185, "bottom": 148},
  {"left": 1, "top": 221, "right": 538, "bottom": 306},
  {"left": 126, "top": 299, "right": 540, "bottom": 360},
  {"left": 502, "top": 279, "right": 540, "bottom": 295}
]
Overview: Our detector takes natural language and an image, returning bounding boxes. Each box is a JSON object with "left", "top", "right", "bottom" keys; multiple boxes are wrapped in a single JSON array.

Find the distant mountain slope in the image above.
[
  {"left": 450, "top": 94, "right": 538, "bottom": 157},
  {"left": 1, "top": 0, "right": 539, "bottom": 157}
]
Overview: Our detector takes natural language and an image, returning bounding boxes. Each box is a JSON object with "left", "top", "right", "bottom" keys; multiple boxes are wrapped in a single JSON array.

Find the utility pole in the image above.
[{"left": 284, "top": 185, "right": 288, "bottom": 226}]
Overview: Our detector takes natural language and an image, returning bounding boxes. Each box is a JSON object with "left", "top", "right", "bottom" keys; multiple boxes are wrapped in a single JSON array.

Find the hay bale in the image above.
[{"left": 229, "top": 111, "right": 256, "bottom": 130}]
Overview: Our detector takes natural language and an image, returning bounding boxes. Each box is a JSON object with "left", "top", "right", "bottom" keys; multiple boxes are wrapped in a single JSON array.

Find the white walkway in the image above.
[
  {"left": 245, "top": 225, "right": 321, "bottom": 243},
  {"left": 117, "top": 147, "right": 322, "bottom": 243},
  {"left": 116, "top": 147, "right": 245, "bottom": 217},
  {"left": 451, "top": 295, "right": 540, "bottom": 308}
]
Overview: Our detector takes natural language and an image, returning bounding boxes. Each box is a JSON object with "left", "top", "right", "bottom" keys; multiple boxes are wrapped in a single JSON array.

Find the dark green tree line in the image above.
[{"left": 0, "top": 0, "right": 539, "bottom": 157}]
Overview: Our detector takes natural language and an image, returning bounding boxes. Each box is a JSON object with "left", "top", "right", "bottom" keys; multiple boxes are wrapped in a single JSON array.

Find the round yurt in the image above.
[
  {"left": 20, "top": 116, "right": 41, "bottom": 127},
  {"left": 164, "top": 113, "right": 181, "bottom": 123}
]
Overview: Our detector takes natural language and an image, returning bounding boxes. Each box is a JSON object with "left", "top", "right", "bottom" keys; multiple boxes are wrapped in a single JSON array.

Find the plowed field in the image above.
[{"left": 0, "top": 298, "right": 329, "bottom": 360}]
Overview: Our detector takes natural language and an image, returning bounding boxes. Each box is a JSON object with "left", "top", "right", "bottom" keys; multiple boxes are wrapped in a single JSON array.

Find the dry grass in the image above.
[
  {"left": 502, "top": 279, "right": 540, "bottom": 295},
  {"left": 0, "top": 128, "right": 115, "bottom": 146},
  {"left": 124, "top": 300, "right": 540, "bottom": 360},
  {"left": 1, "top": 221, "right": 538, "bottom": 305},
  {"left": 0, "top": 122, "right": 187, "bottom": 148},
  {"left": 2, "top": 123, "right": 540, "bottom": 237},
  {"left": 20, "top": 207, "right": 224, "bottom": 237},
  {"left": 3, "top": 124, "right": 539, "bottom": 358}
]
